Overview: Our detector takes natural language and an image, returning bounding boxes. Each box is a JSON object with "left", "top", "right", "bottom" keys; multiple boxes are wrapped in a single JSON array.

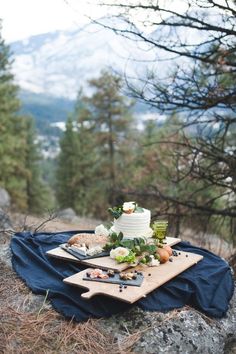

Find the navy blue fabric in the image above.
[{"left": 11, "top": 231, "right": 234, "bottom": 322}]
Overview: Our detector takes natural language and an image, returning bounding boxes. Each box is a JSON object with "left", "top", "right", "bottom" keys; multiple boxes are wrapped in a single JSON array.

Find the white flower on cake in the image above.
[
  {"left": 122, "top": 202, "right": 136, "bottom": 214},
  {"left": 110, "top": 247, "right": 129, "bottom": 259},
  {"left": 95, "top": 224, "right": 110, "bottom": 237}
]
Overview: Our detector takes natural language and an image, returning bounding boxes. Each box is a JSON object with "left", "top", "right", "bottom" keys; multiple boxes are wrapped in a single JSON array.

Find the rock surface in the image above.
[
  {"left": 99, "top": 292, "right": 236, "bottom": 354},
  {"left": 57, "top": 208, "right": 77, "bottom": 221},
  {"left": 0, "top": 187, "right": 11, "bottom": 208},
  {"left": 0, "top": 208, "right": 13, "bottom": 231},
  {"left": 0, "top": 188, "right": 12, "bottom": 233},
  {"left": 57, "top": 208, "right": 100, "bottom": 228}
]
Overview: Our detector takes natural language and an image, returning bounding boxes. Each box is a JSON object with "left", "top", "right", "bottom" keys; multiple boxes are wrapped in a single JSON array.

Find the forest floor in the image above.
[
  {"left": 0, "top": 214, "right": 235, "bottom": 353},
  {"left": 0, "top": 214, "right": 141, "bottom": 354}
]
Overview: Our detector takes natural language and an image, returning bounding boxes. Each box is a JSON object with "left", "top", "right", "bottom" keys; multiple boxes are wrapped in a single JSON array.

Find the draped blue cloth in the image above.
[{"left": 11, "top": 231, "right": 234, "bottom": 322}]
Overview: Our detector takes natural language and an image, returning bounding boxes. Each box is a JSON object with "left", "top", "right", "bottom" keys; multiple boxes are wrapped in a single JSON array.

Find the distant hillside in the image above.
[
  {"left": 19, "top": 89, "right": 152, "bottom": 136},
  {"left": 19, "top": 90, "right": 74, "bottom": 135}
]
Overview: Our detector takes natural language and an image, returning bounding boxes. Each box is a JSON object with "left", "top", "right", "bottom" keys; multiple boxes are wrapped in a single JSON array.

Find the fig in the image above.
[
  {"left": 156, "top": 248, "right": 170, "bottom": 263},
  {"left": 164, "top": 245, "right": 173, "bottom": 256}
]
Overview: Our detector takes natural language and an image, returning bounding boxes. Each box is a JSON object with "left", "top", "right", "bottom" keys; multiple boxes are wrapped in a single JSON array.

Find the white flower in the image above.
[
  {"left": 122, "top": 202, "right": 136, "bottom": 213},
  {"left": 148, "top": 255, "right": 160, "bottom": 267},
  {"left": 95, "top": 224, "right": 110, "bottom": 237},
  {"left": 110, "top": 247, "right": 129, "bottom": 259}
]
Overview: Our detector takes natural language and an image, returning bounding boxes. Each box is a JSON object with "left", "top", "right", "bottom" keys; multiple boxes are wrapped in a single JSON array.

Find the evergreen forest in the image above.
[{"left": 0, "top": 0, "right": 235, "bottom": 250}]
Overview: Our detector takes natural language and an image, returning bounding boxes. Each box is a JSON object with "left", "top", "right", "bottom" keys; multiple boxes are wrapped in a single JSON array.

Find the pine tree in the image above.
[
  {"left": 56, "top": 94, "right": 100, "bottom": 216},
  {"left": 0, "top": 22, "right": 49, "bottom": 211},
  {"left": 87, "top": 70, "right": 134, "bottom": 206},
  {"left": 56, "top": 117, "right": 79, "bottom": 209},
  {"left": 72, "top": 101, "right": 100, "bottom": 216},
  {"left": 0, "top": 22, "right": 28, "bottom": 208},
  {"left": 56, "top": 74, "right": 135, "bottom": 218},
  {"left": 25, "top": 117, "right": 52, "bottom": 213}
]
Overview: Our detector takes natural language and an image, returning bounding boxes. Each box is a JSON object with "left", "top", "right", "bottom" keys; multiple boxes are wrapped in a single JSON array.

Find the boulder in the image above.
[
  {"left": 57, "top": 208, "right": 77, "bottom": 222},
  {"left": 99, "top": 286, "right": 236, "bottom": 354},
  {"left": 0, "top": 208, "right": 13, "bottom": 230},
  {"left": 0, "top": 187, "right": 11, "bottom": 209},
  {"left": 229, "top": 253, "right": 236, "bottom": 275},
  {"left": 0, "top": 244, "right": 12, "bottom": 268}
]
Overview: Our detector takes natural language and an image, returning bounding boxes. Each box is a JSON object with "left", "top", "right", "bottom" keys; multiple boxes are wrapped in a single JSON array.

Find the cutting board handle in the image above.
[{"left": 81, "top": 290, "right": 97, "bottom": 300}]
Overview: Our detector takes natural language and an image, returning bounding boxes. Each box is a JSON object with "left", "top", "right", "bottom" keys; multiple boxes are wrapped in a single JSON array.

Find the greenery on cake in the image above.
[
  {"left": 103, "top": 230, "right": 160, "bottom": 264},
  {"left": 108, "top": 201, "right": 144, "bottom": 219}
]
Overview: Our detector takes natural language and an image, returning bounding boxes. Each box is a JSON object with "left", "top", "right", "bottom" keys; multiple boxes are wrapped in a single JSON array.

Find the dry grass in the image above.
[
  {"left": 0, "top": 304, "right": 142, "bottom": 354},
  {"left": 10, "top": 213, "right": 101, "bottom": 233},
  {"left": 0, "top": 261, "right": 140, "bottom": 354}
]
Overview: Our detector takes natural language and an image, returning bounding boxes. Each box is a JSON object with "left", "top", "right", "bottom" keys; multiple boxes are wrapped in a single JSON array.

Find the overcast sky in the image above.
[
  {"left": 0, "top": 0, "right": 187, "bottom": 43},
  {"left": 0, "top": 0, "right": 108, "bottom": 43}
]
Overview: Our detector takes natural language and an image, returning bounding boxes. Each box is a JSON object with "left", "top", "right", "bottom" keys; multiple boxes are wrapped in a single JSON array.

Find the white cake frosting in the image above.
[{"left": 112, "top": 208, "right": 153, "bottom": 239}]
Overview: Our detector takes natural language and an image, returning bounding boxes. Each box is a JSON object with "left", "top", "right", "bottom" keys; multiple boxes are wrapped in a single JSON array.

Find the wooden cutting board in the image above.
[
  {"left": 46, "top": 236, "right": 181, "bottom": 272},
  {"left": 63, "top": 251, "right": 203, "bottom": 303}
]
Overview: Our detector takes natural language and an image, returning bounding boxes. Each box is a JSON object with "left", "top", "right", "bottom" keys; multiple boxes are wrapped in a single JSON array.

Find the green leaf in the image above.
[
  {"left": 103, "top": 243, "right": 114, "bottom": 251},
  {"left": 115, "top": 250, "right": 136, "bottom": 264},
  {"left": 135, "top": 206, "right": 144, "bottom": 213},
  {"left": 108, "top": 207, "right": 123, "bottom": 219},
  {"left": 117, "top": 232, "right": 124, "bottom": 242},
  {"left": 120, "top": 239, "right": 134, "bottom": 249},
  {"left": 109, "top": 232, "right": 118, "bottom": 243}
]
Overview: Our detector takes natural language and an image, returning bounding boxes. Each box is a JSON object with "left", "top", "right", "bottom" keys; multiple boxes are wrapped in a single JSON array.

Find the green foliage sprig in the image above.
[
  {"left": 108, "top": 206, "right": 123, "bottom": 219},
  {"left": 103, "top": 231, "right": 159, "bottom": 264}
]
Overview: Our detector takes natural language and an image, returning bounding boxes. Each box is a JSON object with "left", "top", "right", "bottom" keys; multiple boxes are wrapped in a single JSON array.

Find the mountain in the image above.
[
  {"left": 10, "top": 18, "right": 153, "bottom": 100},
  {"left": 10, "top": 18, "right": 175, "bottom": 141}
]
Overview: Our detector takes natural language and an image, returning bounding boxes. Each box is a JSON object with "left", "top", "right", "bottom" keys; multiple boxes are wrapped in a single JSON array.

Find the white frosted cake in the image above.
[{"left": 111, "top": 202, "right": 153, "bottom": 239}]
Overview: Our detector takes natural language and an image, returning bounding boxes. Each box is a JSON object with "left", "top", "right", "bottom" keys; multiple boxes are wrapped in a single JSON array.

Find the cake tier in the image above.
[{"left": 112, "top": 208, "right": 153, "bottom": 239}]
